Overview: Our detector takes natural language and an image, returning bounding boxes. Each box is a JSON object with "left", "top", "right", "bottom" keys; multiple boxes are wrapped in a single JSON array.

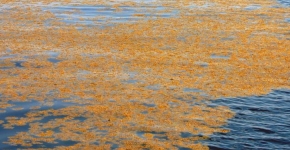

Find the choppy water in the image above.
[{"left": 205, "top": 89, "right": 290, "bottom": 149}]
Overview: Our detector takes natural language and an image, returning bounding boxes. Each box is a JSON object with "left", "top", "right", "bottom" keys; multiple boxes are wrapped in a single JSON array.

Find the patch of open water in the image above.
[
  {"left": 204, "top": 89, "right": 290, "bottom": 149},
  {"left": 43, "top": 4, "right": 179, "bottom": 27},
  {"left": 278, "top": 0, "right": 290, "bottom": 6}
]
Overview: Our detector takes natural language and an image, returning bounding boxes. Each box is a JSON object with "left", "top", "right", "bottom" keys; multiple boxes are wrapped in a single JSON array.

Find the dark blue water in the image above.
[{"left": 204, "top": 89, "right": 290, "bottom": 150}]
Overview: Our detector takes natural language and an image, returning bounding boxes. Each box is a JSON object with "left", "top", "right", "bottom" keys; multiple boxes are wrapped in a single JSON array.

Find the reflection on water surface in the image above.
[{"left": 206, "top": 89, "right": 290, "bottom": 149}]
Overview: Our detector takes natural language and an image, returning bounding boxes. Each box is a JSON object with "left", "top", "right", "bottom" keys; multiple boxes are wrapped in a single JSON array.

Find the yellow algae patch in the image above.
[
  {"left": 0, "top": 0, "right": 289, "bottom": 149},
  {"left": 0, "top": 102, "right": 14, "bottom": 109},
  {"left": 133, "top": 13, "right": 146, "bottom": 17},
  {"left": 39, "top": 130, "right": 54, "bottom": 137}
]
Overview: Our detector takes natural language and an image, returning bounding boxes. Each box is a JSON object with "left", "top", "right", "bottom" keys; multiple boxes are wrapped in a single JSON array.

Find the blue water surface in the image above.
[
  {"left": 204, "top": 89, "right": 290, "bottom": 150},
  {"left": 277, "top": 0, "right": 290, "bottom": 6}
]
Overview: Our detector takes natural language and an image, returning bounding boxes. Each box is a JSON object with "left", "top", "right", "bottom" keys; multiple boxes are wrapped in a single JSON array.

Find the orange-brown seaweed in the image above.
[{"left": 0, "top": 0, "right": 289, "bottom": 149}]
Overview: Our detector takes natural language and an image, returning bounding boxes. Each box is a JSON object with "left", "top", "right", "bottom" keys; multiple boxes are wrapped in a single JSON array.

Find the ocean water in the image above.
[
  {"left": 205, "top": 89, "right": 290, "bottom": 149},
  {"left": 278, "top": 0, "right": 290, "bottom": 6},
  {"left": 0, "top": 0, "right": 290, "bottom": 149},
  {"left": 43, "top": 4, "right": 178, "bottom": 27}
]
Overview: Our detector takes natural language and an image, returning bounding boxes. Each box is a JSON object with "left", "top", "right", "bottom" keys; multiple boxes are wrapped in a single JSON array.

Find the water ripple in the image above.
[
  {"left": 205, "top": 89, "right": 290, "bottom": 149},
  {"left": 277, "top": 0, "right": 290, "bottom": 6}
]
